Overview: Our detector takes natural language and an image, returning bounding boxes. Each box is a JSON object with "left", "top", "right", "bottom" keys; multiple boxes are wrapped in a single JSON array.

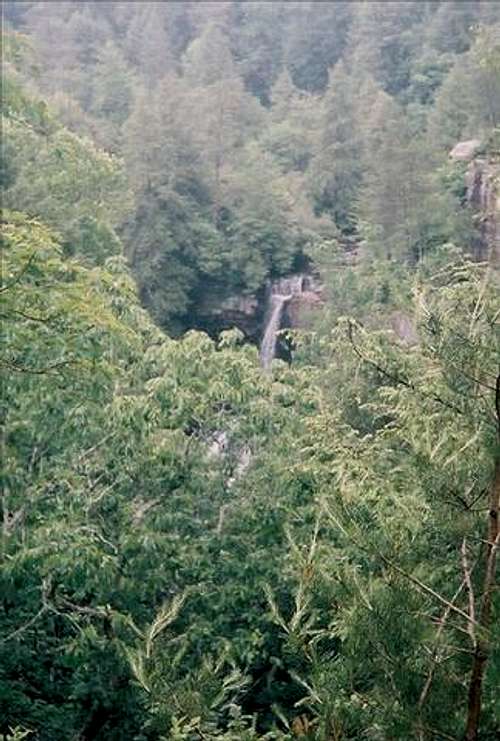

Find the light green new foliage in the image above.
[
  {"left": 2, "top": 120, "right": 128, "bottom": 261},
  {"left": 308, "top": 61, "right": 362, "bottom": 232},
  {"left": 1, "top": 69, "right": 130, "bottom": 264},
  {"left": 430, "top": 23, "right": 500, "bottom": 148},
  {"left": 1, "top": 211, "right": 312, "bottom": 739},
  {"left": 2, "top": 4, "right": 500, "bottom": 739},
  {"left": 1, "top": 212, "right": 140, "bottom": 528},
  {"left": 273, "top": 256, "right": 500, "bottom": 739}
]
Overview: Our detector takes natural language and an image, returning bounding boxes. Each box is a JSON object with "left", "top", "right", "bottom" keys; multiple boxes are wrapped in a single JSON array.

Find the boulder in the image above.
[
  {"left": 449, "top": 139, "right": 482, "bottom": 161},
  {"left": 390, "top": 311, "right": 418, "bottom": 345},
  {"left": 195, "top": 292, "right": 264, "bottom": 342}
]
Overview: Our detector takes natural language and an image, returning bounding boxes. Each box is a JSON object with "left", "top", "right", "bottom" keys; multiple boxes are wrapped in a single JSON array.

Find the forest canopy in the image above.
[{"left": 1, "top": 3, "right": 499, "bottom": 741}]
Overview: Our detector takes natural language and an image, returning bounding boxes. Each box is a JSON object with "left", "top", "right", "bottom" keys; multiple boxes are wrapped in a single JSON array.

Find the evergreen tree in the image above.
[
  {"left": 286, "top": 254, "right": 500, "bottom": 740},
  {"left": 358, "top": 90, "right": 459, "bottom": 262},
  {"left": 228, "top": 0, "right": 287, "bottom": 103},
  {"left": 2, "top": 5, "right": 500, "bottom": 739},
  {"left": 430, "top": 26, "right": 500, "bottom": 149},
  {"left": 124, "top": 2, "right": 175, "bottom": 85},
  {"left": 348, "top": 0, "right": 432, "bottom": 97},
  {"left": 284, "top": 0, "right": 353, "bottom": 93},
  {"left": 263, "top": 70, "right": 319, "bottom": 174},
  {"left": 309, "top": 61, "right": 362, "bottom": 233},
  {"left": 90, "top": 40, "right": 134, "bottom": 149},
  {"left": 183, "top": 22, "right": 235, "bottom": 88},
  {"left": 427, "top": 0, "right": 483, "bottom": 54}
]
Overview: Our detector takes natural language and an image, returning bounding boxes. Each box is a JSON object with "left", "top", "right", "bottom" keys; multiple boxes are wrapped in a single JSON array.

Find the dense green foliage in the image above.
[
  {"left": 4, "top": 0, "right": 499, "bottom": 330},
  {"left": 1, "top": 3, "right": 500, "bottom": 740}
]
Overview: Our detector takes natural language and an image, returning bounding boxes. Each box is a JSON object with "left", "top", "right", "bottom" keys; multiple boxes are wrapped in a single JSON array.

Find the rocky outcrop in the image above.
[
  {"left": 449, "top": 140, "right": 482, "bottom": 162},
  {"left": 465, "top": 158, "right": 500, "bottom": 263},
  {"left": 195, "top": 273, "right": 324, "bottom": 351},
  {"left": 389, "top": 311, "right": 418, "bottom": 345},
  {"left": 283, "top": 275, "right": 324, "bottom": 329},
  {"left": 260, "top": 273, "right": 324, "bottom": 367},
  {"left": 450, "top": 140, "right": 500, "bottom": 264},
  {"left": 195, "top": 292, "right": 264, "bottom": 342}
]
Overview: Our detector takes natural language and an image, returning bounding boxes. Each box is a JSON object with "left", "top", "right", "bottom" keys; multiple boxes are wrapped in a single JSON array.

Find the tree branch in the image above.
[
  {"left": 464, "top": 372, "right": 500, "bottom": 740},
  {"left": 461, "top": 539, "right": 477, "bottom": 647},
  {"left": 0, "top": 253, "right": 36, "bottom": 293},
  {"left": 346, "top": 320, "right": 464, "bottom": 415},
  {"left": 2, "top": 359, "right": 77, "bottom": 375}
]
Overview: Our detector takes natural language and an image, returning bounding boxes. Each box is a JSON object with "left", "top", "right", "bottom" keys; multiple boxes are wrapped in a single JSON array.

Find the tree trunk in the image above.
[{"left": 464, "top": 435, "right": 500, "bottom": 739}]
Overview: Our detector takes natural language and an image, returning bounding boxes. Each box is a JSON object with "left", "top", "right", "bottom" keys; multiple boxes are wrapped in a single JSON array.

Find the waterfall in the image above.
[
  {"left": 259, "top": 275, "right": 306, "bottom": 370},
  {"left": 259, "top": 294, "right": 290, "bottom": 369},
  {"left": 271, "top": 274, "right": 305, "bottom": 296}
]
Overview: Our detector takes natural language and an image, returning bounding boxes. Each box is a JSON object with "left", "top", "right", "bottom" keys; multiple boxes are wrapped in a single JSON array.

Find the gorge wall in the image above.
[
  {"left": 451, "top": 139, "right": 500, "bottom": 265},
  {"left": 192, "top": 140, "right": 499, "bottom": 364},
  {"left": 466, "top": 158, "right": 500, "bottom": 264},
  {"left": 195, "top": 271, "right": 324, "bottom": 363}
]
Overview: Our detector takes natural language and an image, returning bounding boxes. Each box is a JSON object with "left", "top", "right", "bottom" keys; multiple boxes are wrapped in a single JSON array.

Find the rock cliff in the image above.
[
  {"left": 450, "top": 139, "right": 500, "bottom": 264},
  {"left": 195, "top": 273, "right": 324, "bottom": 348},
  {"left": 465, "top": 158, "right": 500, "bottom": 264}
]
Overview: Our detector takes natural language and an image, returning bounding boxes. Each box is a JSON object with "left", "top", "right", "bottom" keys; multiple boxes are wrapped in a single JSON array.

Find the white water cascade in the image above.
[{"left": 259, "top": 275, "right": 306, "bottom": 370}]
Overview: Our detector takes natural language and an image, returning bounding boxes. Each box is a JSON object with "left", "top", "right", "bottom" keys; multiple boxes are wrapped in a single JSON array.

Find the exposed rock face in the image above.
[
  {"left": 284, "top": 276, "right": 324, "bottom": 329},
  {"left": 260, "top": 273, "right": 324, "bottom": 367},
  {"left": 390, "top": 311, "right": 418, "bottom": 345},
  {"left": 195, "top": 292, "right": 264, "bottom": 342},
  {"left": 449, "top": 139, "right": 483, "bottom": 162},
  {"left": 449, "top": 140, "right": 499, "bottom": 264},
  {"left": 465, "top": 157, "right": 500, "bottom": 263},
  {"left": 195, "top": 273, "right": 324, "bottom": 350}
]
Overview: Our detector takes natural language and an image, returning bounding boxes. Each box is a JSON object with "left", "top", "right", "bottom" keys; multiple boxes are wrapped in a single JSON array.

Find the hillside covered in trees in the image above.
[{"left": 1, "top": 2, "right": 499, "bottom": 740}]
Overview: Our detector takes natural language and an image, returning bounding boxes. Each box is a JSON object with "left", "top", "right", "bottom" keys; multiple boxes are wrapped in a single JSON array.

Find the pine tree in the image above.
[
  {"left": 430, "top": 27, "right": 500, "bottom": 149},
  {"left": 284, "top": 0, "right": 352, "bottom": 93},
  {"left": 309, "top": 61, "right": 362, "bottom": 233},
  {"left": 269, "top": 68, "right": 298, "bottom": 123},
  {"left": 90, "top": 40, "right": 134, "bottom": 149},
  {"left": 348, "top": 0, "right": 431, "bottom": 97},
  {"left": 182, "top": 27, "right": 263, "bottom": 220},
  {"left": 124, "top": 2, "right": 174, "bottom": 86}
]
